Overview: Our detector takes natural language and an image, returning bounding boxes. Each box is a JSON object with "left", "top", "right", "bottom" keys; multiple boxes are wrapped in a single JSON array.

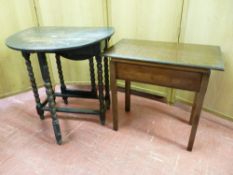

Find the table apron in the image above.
[{"left": 115, "top": 62, "right": 204, "bottom": 92}]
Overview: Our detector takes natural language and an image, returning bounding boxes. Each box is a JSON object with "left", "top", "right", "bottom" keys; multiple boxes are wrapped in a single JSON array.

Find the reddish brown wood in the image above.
[
  {"left": 110, "top": 61, "right": 118, "bottom": 131},
  {"left": 187, "top": 71, "right": 210, "bottom": 151},
  {"left": 116, "top": 62, "right": 202, "bottom": 91},
  {"left": 110, "top": 58, "right": 210, "bottom": 151}
]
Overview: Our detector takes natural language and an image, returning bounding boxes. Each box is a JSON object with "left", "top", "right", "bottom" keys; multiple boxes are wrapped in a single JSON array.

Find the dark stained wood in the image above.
[
  {"left": 22, "top": 52, "right": 44, "bottom": 120},
  {"left": 125, "top": 80, "right": 131, "bottom": 112},
  {"left": 104, "top": 56, "right": 111, "bottom": 109},
  {"left": 104, "top": 39, "right": 111, "bottom": 109},
  {"left": 89, "top": 57, "right": 97, "bottom": 96},
  {"left": 6, "top": 27, "right": 114, "bottom": 52},
  {"left": 56, "top": 54, "right": 68, "bottom": 104},
  {"left": 38, "top": 52, "right": 62, "bottom": 145},
  {"left": 96, "top": 55, "right": 106, "bottom": 125},
  {"left": 6, "top": 27, "right": 114, "bottom": 144}
]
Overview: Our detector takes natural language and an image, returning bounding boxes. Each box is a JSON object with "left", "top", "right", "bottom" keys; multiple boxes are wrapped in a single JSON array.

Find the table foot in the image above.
[
  {"left": 45, "top": 81, "right": 62, "bottom": 145},
  {"left": 52, "top": 118, "right": 62, "bottom": 145},
  {"left": 100, "top": 112, "right": 106, "bottom": 125},
  {"left": 62, "top": 96, "right": 68, "bottom": 105},
  {"left": 36, "top": 105, "right": 45, "bottom": 120}
]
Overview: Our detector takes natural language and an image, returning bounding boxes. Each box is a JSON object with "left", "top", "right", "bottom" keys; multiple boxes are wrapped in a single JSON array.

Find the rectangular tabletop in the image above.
[{"left": 104, "top": 39, "right": 224, "bottom": 71}]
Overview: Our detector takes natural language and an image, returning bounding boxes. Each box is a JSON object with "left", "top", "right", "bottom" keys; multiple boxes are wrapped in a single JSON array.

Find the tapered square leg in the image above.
[
  {"left": 110, "top": 61, "right": 118, "bottom": 131},
  {"left": 187, "top": 72, "right": 210, "bottom": 151}
]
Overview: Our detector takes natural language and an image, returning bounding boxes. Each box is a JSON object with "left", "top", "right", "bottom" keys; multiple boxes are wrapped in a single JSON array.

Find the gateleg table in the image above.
[{"left": 6, "top": 27, "right": 114, "bottom": 144}]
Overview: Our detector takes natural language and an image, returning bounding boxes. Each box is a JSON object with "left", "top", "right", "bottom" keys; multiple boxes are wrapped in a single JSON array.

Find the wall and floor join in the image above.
[{"left": 0, "top": 0, "right": 232, "bottom": 120}]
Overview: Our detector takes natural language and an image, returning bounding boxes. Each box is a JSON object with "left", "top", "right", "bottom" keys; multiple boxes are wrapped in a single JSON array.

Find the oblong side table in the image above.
[{"left": 104, "top": 39, "right": 224, "bottom": 151}]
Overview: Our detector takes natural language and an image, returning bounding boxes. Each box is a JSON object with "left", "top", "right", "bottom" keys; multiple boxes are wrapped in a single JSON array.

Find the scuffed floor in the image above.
[{"left": 0, "top": 88, "right": 233, "bottom": 175}]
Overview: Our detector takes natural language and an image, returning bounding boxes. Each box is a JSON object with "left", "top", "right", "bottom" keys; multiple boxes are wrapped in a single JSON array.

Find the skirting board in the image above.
[
  {"left": 176, "top": 96, "right": 233, "bottom": 122},
  {"left": 1, "top": 81, "right": 232, "bottom": 122}
]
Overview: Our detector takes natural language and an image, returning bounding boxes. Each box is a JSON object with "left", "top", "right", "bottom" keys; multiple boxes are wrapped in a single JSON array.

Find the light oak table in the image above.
[{"left": 104, "top": 39, "right": 224, "bottom": 151}]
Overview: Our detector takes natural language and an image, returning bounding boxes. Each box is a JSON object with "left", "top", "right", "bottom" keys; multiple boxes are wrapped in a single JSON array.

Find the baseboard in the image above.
[
  {"left": 1, "top": 81, "right": 232, "bottom": 122},
  {"left": 176, "top": 96, "right": 233, "bottom": 122}
]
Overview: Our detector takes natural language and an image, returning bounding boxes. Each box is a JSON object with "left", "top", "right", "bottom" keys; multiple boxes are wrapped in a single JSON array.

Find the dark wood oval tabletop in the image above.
[{"left": 5, "top": 27, "right": 114, "bottom": 52}]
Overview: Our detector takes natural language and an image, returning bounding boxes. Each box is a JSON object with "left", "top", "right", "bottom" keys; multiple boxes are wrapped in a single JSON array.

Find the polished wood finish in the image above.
[{"left": 106, "top": 39, "right": 223, "bottom": 151}]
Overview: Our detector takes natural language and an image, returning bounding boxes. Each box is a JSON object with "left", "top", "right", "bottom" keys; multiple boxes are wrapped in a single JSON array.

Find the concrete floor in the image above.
[{"left": 0, "top": 88, "right": 233, "bottom": 175}]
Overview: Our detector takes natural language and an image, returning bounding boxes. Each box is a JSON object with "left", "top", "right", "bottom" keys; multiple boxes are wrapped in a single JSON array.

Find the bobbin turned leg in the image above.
[
  {"left": 38, "top": 52, "right": 62, "bottom": 145},
  {"left": 22, "top": 52, "right": 44, "bottom": 120},
  {"left": 56, "top": 54, "right": 68, "bottom": 104},
  {"left": 125, "top": 80, "right": 131, "bottom": 112},
  {"left": 96, "top": 55, "right": 106, "bottom": 125},
  {"left": 89, "top": 57, "right": 97, "bottom": 96},
  {"left": 104, "top": 56, "right": 110, "bottom": 109}
]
